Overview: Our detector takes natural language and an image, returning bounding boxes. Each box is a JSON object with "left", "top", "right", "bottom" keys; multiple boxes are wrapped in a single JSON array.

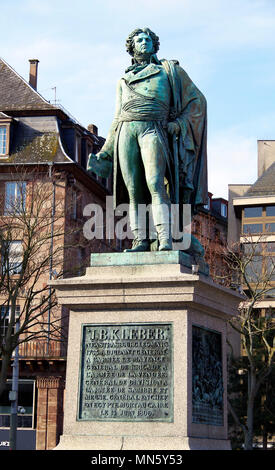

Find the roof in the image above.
[
  {"left": 0, "top": 115, "right": 73, "bottom": 165},
  {"left": 245, "top": 161, "right": 275, "bottom": 197},
  {"left": 0, "top": 58, "right": 55, "bottom": 112},
  {"left": 0, "top": 57, "right": 104, "bottom": 167}
]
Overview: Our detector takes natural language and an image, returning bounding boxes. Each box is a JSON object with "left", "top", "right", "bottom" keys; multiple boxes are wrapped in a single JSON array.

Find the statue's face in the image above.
[{"left": 133, "top": 32, "right": 154, "bottom": 56}]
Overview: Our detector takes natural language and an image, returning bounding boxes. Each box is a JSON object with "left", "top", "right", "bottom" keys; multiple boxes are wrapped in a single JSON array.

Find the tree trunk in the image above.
[
  {"left": 262, "top": 427, "right": 268, "bottom": 450},
  {"left": 245, "top": 396, "right": 254, "bottom": 450},
  {"left": 244, "top": 370, "right": 258, "bottom": 450}
]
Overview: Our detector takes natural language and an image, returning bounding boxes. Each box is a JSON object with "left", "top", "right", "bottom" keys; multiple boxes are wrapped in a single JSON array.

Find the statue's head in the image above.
[{"left": 126, "top": 28, "right": 160, "bottom": 58}]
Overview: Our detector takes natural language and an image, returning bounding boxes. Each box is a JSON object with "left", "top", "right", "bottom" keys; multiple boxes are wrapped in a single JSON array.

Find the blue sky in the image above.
[{"left": 1, "top": 0, "right": 275, "bottom": 199}]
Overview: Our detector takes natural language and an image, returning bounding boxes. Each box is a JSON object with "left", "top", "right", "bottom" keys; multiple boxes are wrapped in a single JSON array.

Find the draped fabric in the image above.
[
  {"left": 161, "top": 60, "right": 208, "bottom": 211},
  {"left": 102, "top": 60, "right": 208, "bottom": 214},
  {"left": 119, "top": 96, "right": 169, "bottom": 122}
]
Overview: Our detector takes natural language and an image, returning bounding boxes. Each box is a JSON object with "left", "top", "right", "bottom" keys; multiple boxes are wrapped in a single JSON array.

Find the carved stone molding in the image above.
[{"left": 36, "top": 376, "right": 65, "bottom": 389}]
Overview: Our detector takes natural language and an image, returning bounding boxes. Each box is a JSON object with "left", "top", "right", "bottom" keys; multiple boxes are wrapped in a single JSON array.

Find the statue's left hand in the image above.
[{"left": 167, "top": 121, "right": 180, "bottom": 135}]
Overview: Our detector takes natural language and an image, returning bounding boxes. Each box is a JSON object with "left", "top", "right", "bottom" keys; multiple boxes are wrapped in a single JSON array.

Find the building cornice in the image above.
[{"left": 233, "top": 195, "right": 275, "bottom": 207}]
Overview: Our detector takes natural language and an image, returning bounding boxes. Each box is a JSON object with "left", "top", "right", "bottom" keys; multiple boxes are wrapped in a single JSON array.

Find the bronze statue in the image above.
[{"left": 88, "top": 27, "right": 207, "bottom": 253}]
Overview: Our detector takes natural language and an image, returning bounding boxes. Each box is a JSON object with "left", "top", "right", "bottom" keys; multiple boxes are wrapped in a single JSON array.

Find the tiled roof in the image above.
[
  {"left": 245, "top": 161, "right": 275, "bottom": 196},
  {"left": 0, "top": 58, "right": 55, "bottom": 112}
]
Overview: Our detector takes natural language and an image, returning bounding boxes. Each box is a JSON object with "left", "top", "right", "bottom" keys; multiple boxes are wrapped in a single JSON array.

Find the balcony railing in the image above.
[{"left": 18, "top": 340, "right": 67, "bottom": 359}]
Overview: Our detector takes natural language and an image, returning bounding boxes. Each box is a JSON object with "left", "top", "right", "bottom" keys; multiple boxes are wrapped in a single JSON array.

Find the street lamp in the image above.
[{"left": 9, "top": 321, "right": 19, "bottom": 450}]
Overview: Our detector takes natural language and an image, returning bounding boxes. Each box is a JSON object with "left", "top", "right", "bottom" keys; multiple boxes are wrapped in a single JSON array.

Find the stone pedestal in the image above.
[{"left": 51, "top": 252, "right": 241, "bottom": 450}]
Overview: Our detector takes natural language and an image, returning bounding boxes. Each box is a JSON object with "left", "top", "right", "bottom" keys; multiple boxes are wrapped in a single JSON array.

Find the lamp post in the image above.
[{"left": 9, "top": 321, "right": 19, "bottom": 450}]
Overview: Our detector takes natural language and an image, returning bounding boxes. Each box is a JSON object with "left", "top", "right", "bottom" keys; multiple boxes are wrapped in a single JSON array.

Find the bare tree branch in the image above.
[
  {"left": 224, "top": 234, "right": 275, "bottom": 449},
  {"left": 0, "top": 167, "right": 80, "bottom": 398}
]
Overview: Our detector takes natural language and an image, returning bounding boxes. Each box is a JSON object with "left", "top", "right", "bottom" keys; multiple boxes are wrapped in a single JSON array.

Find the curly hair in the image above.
[{"left": 125, "top": 28, "right": 160, "bottom": 57}]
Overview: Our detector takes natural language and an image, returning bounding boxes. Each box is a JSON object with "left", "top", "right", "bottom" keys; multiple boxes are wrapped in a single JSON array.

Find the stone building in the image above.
[
  {"left": 192, "top": 192, "right": 228, "bottom": 280},
  {"left": 228, "top": 140, "right": 275, "bottom": 306},
  {"left": 228, "top": 140, "right": 275, "bottom": 344},
  {"left": 227, "top": 140, "right": 275, "bottom": 448},
  {"left": 0, "top": 57, "right": 113, "bottom": 450}
]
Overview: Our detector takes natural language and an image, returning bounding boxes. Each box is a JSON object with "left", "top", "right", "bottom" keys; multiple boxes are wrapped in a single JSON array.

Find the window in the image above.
[
  {"left": 242, "top": 242, "right": 275, "bottom": 285},
  {"left": 4, "top": 181, "right": 26, "bottom": 215},
  {"left": 75, "top": 137, "right": 79, "bottom": 162},
  {"left": 1, "top": 241, "right": 23, "bottom": 275},
  {"left": 9, "top": 241, "right": 23, "bottom": 274},
  {"left": 0, "top": 126, "right": 7, "bottom": 155},
  {"left": 266, "top": 206, "right": 275, "bottom": 217},
  {"left": 0, "top": 115, "right": 12, "bottom": 156},
  {"left": 242, "top": 243, "right": 263, "bottom": 282},
  {"left": 243, "top": 243, "right": 262, "bottom": 255},
  {"left": 77, "top": 247, "right": 86, "bottom": 276},
  {"left": 75, "top": 134, "right": 81, "bottom": 164},
  {"left": 265, "top": 223, "right": 275, "bottom": 233},
  {"left": 221, "top": 203, "right": 227, "bottom": 218},
  {"left": 266, "top": 242, "right": 275, "bottom": 252},
  {"left": 0, "top": 305, "right": 20, "bottom": 338},
  {"left": 204, "top": 196, "right": 211, "bottom": 211},
  {"left": 72, "top": 190, "right": 77, "bottom": 220},
  {"left": 243, "top": 223, "right": 263, "bottom": 234},
  {"left": 71, "top": 189, "right": 81, "bottom": 220},
  {"left": 244, "top": 206, "right": 263, "bottom": 218},
  {"left": 245, "top": 256, "right": 263, "bottom": 283},
  {"left": 265, "top": 289, "right": 275, "bottom": 298},
  {"left": 266, "top": 257, "right": 275, "bottom": 281},
  {"left": 242, "top": 206, "right": 275, "bottom": 235},
  {"left": 0, "top": 379, "right": 35, "bottom": 429}
]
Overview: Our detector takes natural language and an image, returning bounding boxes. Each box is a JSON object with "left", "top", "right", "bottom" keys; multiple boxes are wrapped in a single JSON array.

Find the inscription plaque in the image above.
[{"left": 78, "top": 323, "right": 173, "bottom": 422}]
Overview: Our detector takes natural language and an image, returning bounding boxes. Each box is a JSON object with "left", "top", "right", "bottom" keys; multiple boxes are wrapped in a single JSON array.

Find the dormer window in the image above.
[{"left": 0, "top": 113, "right": 12, "bottom": 157}]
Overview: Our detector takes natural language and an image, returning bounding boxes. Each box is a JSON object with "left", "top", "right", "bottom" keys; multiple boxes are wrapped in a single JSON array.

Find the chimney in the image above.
[
  {"left": 87, "top": 124, "right": 98, "bottom": 135},
  {"left": 29, "top": 59, "right": 39, "bottom": 90},
  {"left": 257, "top": 140, "right": 275, "bottom": 178}
]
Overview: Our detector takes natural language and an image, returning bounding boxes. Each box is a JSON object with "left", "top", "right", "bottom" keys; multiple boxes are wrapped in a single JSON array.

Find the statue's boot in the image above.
[
  {"left": 151, "top": 203, "right": 172, "bottom": 251},
  {"left": 124, "top": 239, "right": 150, "bottom": 252},
  {"left": 124, "top": 230, "right": 150, "bottom": 252},
  {"left": 155, "top": 224, "right": 172, "bottom": 251},
  {"left": 124, "top": 206, "right": 150, "bottom": 252}
]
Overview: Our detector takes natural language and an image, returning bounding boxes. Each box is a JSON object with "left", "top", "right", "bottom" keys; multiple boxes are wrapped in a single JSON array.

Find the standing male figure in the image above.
[{"left": 88, "top": 27, "right": 208, "bottom": 252}]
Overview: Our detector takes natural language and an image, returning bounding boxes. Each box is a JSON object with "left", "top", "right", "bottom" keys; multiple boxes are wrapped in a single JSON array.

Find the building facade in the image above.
[
  {"left": 0, "top": 58, "right": 113, "bottom": 450},
  {"left": 192, "top": 192, "right": 228, "bottom": 281},
  {"left": 228, "top": 140, "right": 275, "bottom": 448},
  {"left": 228, "top": 140, "right": 275, "bottom": 307}
]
